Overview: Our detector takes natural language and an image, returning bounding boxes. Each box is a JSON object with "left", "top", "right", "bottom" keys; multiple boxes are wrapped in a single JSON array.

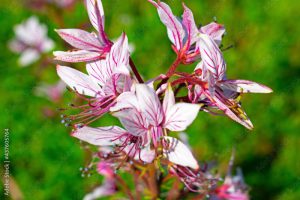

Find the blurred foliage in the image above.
[{"left": 0, "top": 0, "right": 300, "bottom": 199}]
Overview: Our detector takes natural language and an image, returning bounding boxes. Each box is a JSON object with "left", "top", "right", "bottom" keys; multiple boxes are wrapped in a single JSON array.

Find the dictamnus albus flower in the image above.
[
  {"left": 210, "top": 152, "right": 249, "bottom": 200},
  {"left": 9, "top": 16, "right": 54, "bottom": 66},
  {"left": 149, "top": 0, "right": 225, "bottom": 64},
  {"left": 57, "top": 33, "right": 132, "bottom": 127},
  {"left": 54, "top": 0, "right": 113, "bottom": 62},
  {"left": 34, "top": 81, "right": 66, "bottom": 103},
  {"left": 72, "top": 84, "right": 200, "bottom": 169},
  {"left": 83, "top": 161, "right": 116, "bottom": 200},
  {"left": 192, "top": 34, "right": 272, "bottom": 129}
]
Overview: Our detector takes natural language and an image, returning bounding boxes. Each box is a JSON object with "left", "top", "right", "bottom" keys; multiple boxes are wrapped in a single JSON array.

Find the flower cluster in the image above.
[{"left": 55, "top": 0, "right": 271, "bottom": 198}]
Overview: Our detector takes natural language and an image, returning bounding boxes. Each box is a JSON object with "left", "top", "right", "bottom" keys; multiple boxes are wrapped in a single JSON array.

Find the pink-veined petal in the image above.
[
  {"left": 86, "top": 33, "right": 130, "bottom": 86},
  {"left": 198, "top": 34, "right": 226, "bottom": 81},
  {"left": 149, "top": 0, "right": 185, "bottom": 50},
  {"left": 86, "top": 0, "right": 109, "bottom": 44},
  {"left": 219, "top": 80, "right": 273, "bottom": 93},
  {"left": 72, "top": 126, "right": 126, "bottom": 146},
  {"left": 213, "top": 93, "right": 253, "bottom": 130},
  {"left": 163, "top": 136, "right": 199, "bottom": 169},
  {"left": 107, "top": 33, "right": 130, "bottom": 70},
  {"left": 162, "top": 84, "right": 175, "bottom": 114},
  {"left": 86, "top": 59, "right": 108, "bottom": 87},
  {"left": 55, "top": 29, "right": 102, "bottom": 51},
  {"left": 200, "top": 22, "right": 225, "bottom": 46},
  {"left": 164, "top": 103, "right": 200, "bottom": 132},
  {"left": 53, "top": 50, "right": 102, "bottom": 62},
  {"left": 135, "top": 84, "right": 164, "bottom": 126},
  {"left": 182, "top": 3, "right": 198, "bottom": 47},
  {"left": 57, "top": 65, "right": 102, "bottom": 97},
  {"left": 110, "top": 91, "right": 138, "bottom": 112},
  {"left": 114, "top": 109, "right": 149, "bottom": 137}
]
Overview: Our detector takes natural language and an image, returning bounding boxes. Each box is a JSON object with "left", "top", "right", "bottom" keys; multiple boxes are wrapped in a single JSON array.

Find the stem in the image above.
[
  {"left": 156, "top": 57, "right": 181, "bottom": 90},
  {"left": 166, "top": 57, "right": 181, "bottom": 77},
  {"left": 129, "top": 57, "right": 144, "bottom": 83},
  {"left": 116, "top": 175, "right": 135, "bottom": 200}
]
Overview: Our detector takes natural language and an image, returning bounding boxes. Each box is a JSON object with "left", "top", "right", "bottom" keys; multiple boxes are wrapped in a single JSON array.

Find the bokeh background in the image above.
[{"left": 1, "top": 0, "right": 300, "bottom": 199}]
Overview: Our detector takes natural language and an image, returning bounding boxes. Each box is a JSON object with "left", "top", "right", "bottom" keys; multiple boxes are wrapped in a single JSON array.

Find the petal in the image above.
[
  {"left": 72, "top": 126, "right": 126, "bottom": 146},
  {"left": 40, "top": 38, "right": 54, "bottom": 52},
  {"left": 219, "top": 79, "right": 273, "bottom": 93},
  {"left": 114, "top": 109, "right": 149, "bottom": 137},
  {"left": 53, "top": 50, "right": 102, "bottom": 63},
  {"left": 139, "top": 146, "right": 155, "bottom": 163},
  {"left": 162, "top": 84, "right": 175, "bottom": 114},
  {"left": 163, "top": 136, "right": 199, "bottom": 169},
  {"left": 107, "top": 33, "right": 130, "bottom": 70},
  {"left": 200, "top": 22, "right": 226, "bottom": 46},
  {"left": 198, "top": 34, "right": 226, "bottom": 81},
  {"left": 213, "top": 93, "right": 253, "bottom": 130},
  {"left": 55, "top": 29, "right": 102, "bottom": 51},
  {"left": 86, "top": 60, "right": 107, "bottom": 87},
  {"left": 164, "top": 103, "right": 200, "bottom": 132},
  {"left": 86, "top": 33, "right": 130, "bottom": 86},
  {"left": 103, "top": 74, "right": 132, "bottom": 96},
  {"left": 149, "top": 0, "right": 185, "bottom": 50},
  {"left": 182, "top": 3, "right": 198, "bottom": 46},
  {"left": 135, "top": 84, "right": 164, "bottom": 126},
  {"left": 86, "top": 0, "right": 109, "bottom": 44},
  {"left": 19, "top": 49, "right": 40, "bottom": 66},
  {"left": 56, "top": 65, "right": 102, "bottom": 97},
  {"left": 110, "top": 91, "right": 138, "bottom": 112}
]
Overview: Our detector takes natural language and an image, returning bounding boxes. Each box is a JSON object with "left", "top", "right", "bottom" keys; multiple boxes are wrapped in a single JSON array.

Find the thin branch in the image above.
[{"left": 129, "top": 57, "right": 144, "bottom": 83}]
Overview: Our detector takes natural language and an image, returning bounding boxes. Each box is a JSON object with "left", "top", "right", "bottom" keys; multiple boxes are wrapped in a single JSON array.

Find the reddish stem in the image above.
[{"left": 129, "top": 57, "right": 144, "bottom": 83}]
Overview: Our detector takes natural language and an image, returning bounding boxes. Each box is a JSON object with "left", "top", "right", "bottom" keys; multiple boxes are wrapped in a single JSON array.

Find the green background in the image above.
[{"left": 1, "top": 0, "right": 300, "bottom": 199}]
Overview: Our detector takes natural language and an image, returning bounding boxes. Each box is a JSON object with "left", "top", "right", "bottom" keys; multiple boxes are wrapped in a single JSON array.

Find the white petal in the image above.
[
  {"left": 86, "top": 0, "right": 109, "bottom": 45},
  {"left": 219, "top": 80, "right": 273, "bottom": 93},
  {"left": 72, "top": 126, "right": 126, "bottom": 146},
  {"left": 86, "top": 60, "right": 108, "bottom": 87},
  {"left": 107, "top": 33, "right": 130, "bottom": 70},
  {"left": 198, "top": 34, "right": 226, "bottom": 81},
  {"left": 110, "top": 91, "right": 138, "bottom": 112},
  {"left": 86, "top": 33, "right": 130, "bottom": 86},
  {"left": 113, "top": 109, "right": 149, "bottom": 137},
  {"left": 200, "top": 22, "right": 226, "bottom": 46},
  {"left": 182, "top": 3, "right": 199, "bottom": 45},
  {"left": 19, "top": 49, "right": 40, "bottom": 66},
  {"left": 162, "top": 84, "right": 175, "bottom": 114},
  {"left": 149, "top": 0, "right": 185, "bottom": 50},
  {"left": 213, "top": 94, "right": 253, "bottom": 130},
  {"left": 40, "top": 38, "right": 54, "bottom": 52},
  {"left": 163, "top": 136, "right": 199, "bottom": 169},
  {"left": 53, "top": 50, "right": 102, "bottom": 63},
  {"left": 55, "top": 29, "right": 102, "bottom": 51},
  {"left": 139, "top": 146, "right": 155, "bottom": 163},
  {"left": 86, "top": 0, "right": 105, "bottom": 31},
  {"left": 135, "top": 84, "right": 163, "bottom": 126},
  {"left": 56, "top": 65, "right": 102, "bottom": 97},
  {"left": 164, "top": 103, "right": 200, "bottom": 132}
]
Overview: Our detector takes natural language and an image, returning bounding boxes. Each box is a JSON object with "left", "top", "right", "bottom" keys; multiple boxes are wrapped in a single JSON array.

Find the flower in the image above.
[
  {"left": 193, "top": 34, "right": 272, "bottom": 129},
  {"left": 54, "top": 0, "right": 113, "bottom": 62},
  {"left": 211, "top": 151, "right": 249, "bottom": 200},
  {"left": 83, "top": 161, "right": 116, "bottom": 200},
  {"left": 149, "top": 0, "right": 225, "bottom": 64},
  {"left": 72, "top": 84, "right": 200, "bottom": 169},
  {"left": 57, "top": 33, "right": 132, "bottom": 126},
  {"left": 9, "top": 16, "right": 54, "bottom": 67},
  {"left": 34, "top": 81, "right": 66, "bottom": 103}
]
